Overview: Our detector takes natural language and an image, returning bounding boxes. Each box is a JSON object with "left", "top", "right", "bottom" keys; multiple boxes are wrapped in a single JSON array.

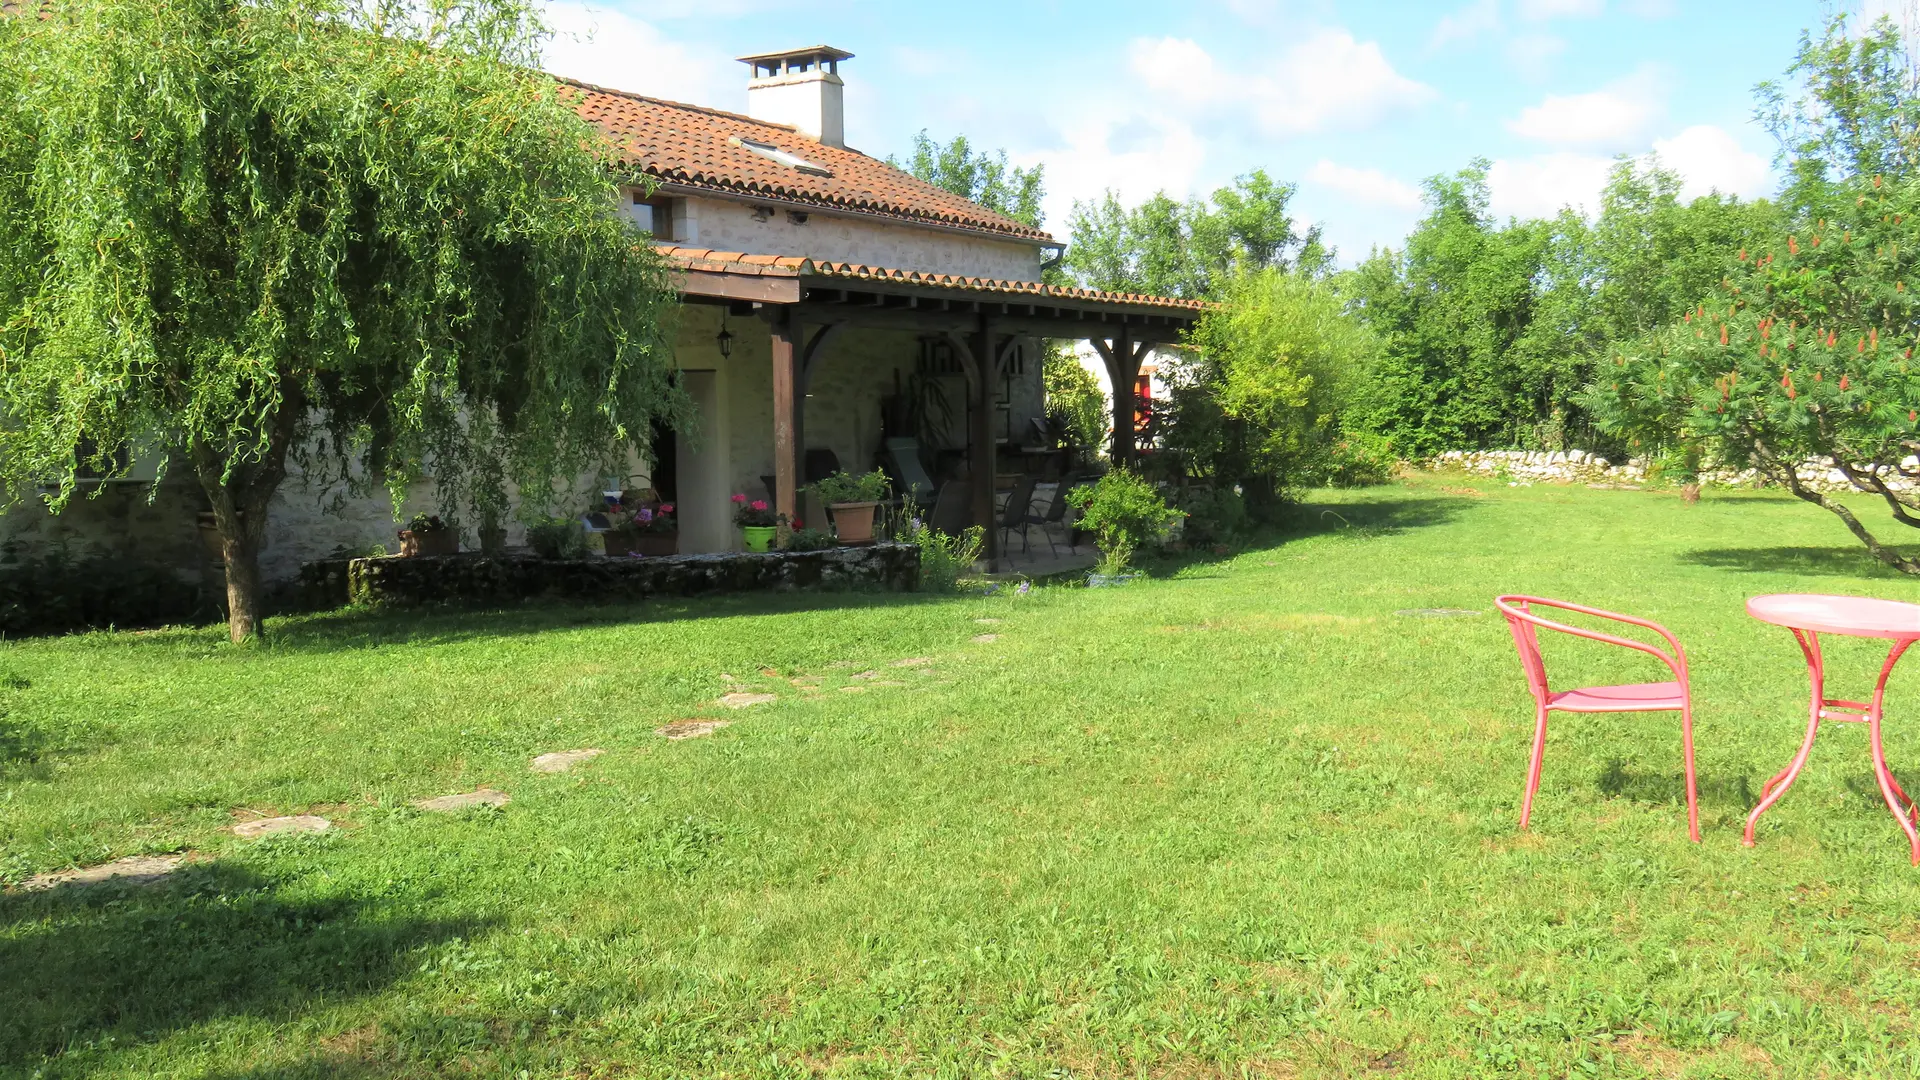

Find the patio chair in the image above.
[
  {"left": 1494, "top": 595, "right": 1701, "bottom": 842},
  {"left": 997, "top": 475, "right": 1039, "bottom": 555},
  {"left": 885, "top": 437, "right": 938, "bottom": 508},
  {"left": 1023, "top": 480, "right": 1080, "bottom": 556},
  {"left": 928, "top": 479, "right": 972, "bottom": 536}
]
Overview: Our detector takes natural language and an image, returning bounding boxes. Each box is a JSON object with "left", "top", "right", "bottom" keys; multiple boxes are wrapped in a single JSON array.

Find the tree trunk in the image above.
[
  {"left": 1755, "top": 439, "right": 1920, "bottom": 575},
  {"left": 193, "top": 383, "right": 302, "bottom": 643}
]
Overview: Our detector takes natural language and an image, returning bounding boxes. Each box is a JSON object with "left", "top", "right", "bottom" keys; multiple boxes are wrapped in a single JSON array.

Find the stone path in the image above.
[
  {"left": 658, "top": 719, "right": 730, "bottom": 740},
  {"left": 891, "top": 657, "right": 932, "bottom": 668},
  {"left": 974, "top": 618, "right": 1002, "bottom": 625},
  {"left": 413, "top": 789, "right": 510, "bottom": 812},
  {"left": 972, "top": 633, "right": 1000, "bottom": 643},
  {"left": 23, "top": 854, "right": 186, "bottom": 891},
  {"left": 233, "top": 815, "right": 331, "bottom": 839},
  {"left": 720, "top": 691, "right": 777, "bottom": 708},
  {"left": 530, "top": 749, "right": 603, "bottom": 774}
]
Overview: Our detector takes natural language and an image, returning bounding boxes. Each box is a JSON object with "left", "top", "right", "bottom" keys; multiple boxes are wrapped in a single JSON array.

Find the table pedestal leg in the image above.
[
  {"left": 1867, "top": 640, "right": 1920, "bottom": 865},
  {"left": 1745, "top": 629, "right": 1826, "bottom": 846}
]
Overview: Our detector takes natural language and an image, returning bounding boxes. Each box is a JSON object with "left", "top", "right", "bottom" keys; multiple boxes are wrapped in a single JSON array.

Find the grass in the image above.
[{"left": 9, "top": 474, "right": 1920, "bottom": 1077}]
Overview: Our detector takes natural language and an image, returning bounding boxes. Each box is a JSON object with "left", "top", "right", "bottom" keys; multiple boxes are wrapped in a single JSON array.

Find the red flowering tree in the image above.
[{"left": 1582, "top": 173, "right": 1920, "bottom": 570}]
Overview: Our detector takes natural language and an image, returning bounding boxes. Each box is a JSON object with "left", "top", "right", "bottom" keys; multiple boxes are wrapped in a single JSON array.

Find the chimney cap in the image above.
[{"left": 737, "top": 45, "right": 855, "bottom": 72}]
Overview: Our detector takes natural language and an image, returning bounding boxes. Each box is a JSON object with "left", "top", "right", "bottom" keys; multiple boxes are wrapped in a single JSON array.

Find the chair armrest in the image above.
[{"left": 1496, "top": 596, "right": 1688, "bottom": 683}]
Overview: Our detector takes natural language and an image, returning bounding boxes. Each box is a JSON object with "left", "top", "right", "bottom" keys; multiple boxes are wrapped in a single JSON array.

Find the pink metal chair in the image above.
[{"left": 1494, "top": 596, "right": 1701, "bottom": 842}]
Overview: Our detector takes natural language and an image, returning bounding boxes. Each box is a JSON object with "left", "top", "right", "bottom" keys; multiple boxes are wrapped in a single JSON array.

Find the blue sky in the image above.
[{"left": 541, "top": 1, "right": 1875, "bottom": 262}]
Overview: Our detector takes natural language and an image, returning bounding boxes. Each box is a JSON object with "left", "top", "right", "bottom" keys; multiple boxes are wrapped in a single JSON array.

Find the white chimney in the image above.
[{"left": 737, "top": 46, "right": 853, "bottom": 149}]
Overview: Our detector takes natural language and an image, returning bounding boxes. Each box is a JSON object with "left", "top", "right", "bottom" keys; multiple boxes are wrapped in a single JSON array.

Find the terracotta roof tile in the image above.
[
  {"left": 559, "top": 78, "right": 1054, "bottom": 245},
  {"left": 655, "top": 245, "right": 1209, "bottom": 313}
]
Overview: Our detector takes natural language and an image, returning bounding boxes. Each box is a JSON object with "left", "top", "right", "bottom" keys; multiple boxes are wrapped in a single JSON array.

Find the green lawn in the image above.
[{"left": 11, "top": 475, "right": 1920, "bottom": 1078}]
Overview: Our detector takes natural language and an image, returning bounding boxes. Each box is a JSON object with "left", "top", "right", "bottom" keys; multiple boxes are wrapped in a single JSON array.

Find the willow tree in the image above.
[{"left": 0, "top": 0, "right": 683, "bottom": 641}]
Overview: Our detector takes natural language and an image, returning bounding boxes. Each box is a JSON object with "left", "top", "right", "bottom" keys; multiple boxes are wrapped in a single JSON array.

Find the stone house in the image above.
[{"left": 1, "top": 44, "right": 1203, "bottom": 584}]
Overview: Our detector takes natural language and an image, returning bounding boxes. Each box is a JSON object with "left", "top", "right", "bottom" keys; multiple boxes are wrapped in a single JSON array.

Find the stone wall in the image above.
[
  {"left": 1427, "top": 448, "right": 1913, "bottom": 494},
  {"left": 303, "top": 542, "right": 920, "bottom": 609}
]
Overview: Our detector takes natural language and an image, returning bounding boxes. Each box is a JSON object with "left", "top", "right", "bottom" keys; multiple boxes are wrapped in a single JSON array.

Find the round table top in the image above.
[{"left": 1747, "top": 593, "right": 1920, "bottom": 639}]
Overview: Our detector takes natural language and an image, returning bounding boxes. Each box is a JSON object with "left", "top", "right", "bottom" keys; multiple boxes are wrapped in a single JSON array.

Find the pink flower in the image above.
[
  {"left": 731, "top": 493, "right": 747, "bottom": 504},
  {"left": 750, "top": 500, "right": 768, "bottom": 511},
  {"left": 659, "top": 503, "right": 674, "bottom": 514}
]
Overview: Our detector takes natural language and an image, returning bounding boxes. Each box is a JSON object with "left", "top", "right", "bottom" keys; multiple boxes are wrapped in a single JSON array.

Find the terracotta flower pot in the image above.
[
  {"left": 632, "top": 532, "right": 678, "bottom": 557},
  {"left": 742, "top": 525, "right": 777, "bottom": 553},
  {"left": 830, "top": 501, "right": 879, "bottom": 545}
]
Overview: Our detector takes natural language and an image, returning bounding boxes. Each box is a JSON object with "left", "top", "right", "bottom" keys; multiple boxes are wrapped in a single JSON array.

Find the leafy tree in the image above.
[
  {"left": 1171, "top": 267, "right": 1379, "bottom": 512},
  {"left": 1064, "top": 171, "right": 1324, "bottom": 299},
  {"left": 0, "top": 0, "right": 684, "bottom": 641},
  {"left": 1041, "top": 346, "right": 1107, "bottom": 462},
  {"left": 892, "top": 131, "right": 1045, "bottom": 229},
  {"left": 1586, "top": 13, "right": 1920, "bottom": 573}
]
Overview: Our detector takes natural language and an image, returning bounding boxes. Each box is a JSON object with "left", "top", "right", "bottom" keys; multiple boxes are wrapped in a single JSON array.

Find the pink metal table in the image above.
[{"left": 1745, "top": 593, "right": 1920, "bottom": 863}]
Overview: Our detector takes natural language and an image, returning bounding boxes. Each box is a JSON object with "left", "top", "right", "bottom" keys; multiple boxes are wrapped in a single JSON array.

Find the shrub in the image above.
[
  {"left": 785, "top": 527, "right": 837, "bottom": 552},
  {"left": 526, "top": 517, "right": 586, "bottom": 559},
  {"left": 1324, "top": 431, "right": 1396, "bottom": 488},
  {"left": 913, "top": 524, "right": 983, "bottom": 593},
  {"left": 1177, "top": 486, "right": 1249, "bottom": 548},
  {"left": 1067, "top": 470, "right": 1181, "bottom": 573}
]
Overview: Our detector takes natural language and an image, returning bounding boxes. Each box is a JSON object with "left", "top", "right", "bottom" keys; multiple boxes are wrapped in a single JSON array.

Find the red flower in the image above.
[
  {"left": 751, "top": 500, "right": 768, "bottom": 511},
  {"left": 731, "top": 493, "right": 747, "bottom": 504},
  {"left": 1788, "top": 236, "right": 1799, "bottom": 255},
  {"left": 659, "top": 503, "right": 675, "bottom": 514}
]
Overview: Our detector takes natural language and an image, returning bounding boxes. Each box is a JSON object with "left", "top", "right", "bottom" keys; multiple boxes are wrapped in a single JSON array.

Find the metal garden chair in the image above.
[{"left": 1494, "top": 595, "right": 1701, "bottom": 842}]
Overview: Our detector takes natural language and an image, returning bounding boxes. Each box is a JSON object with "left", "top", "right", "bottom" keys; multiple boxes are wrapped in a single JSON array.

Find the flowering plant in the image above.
[
  {"left": 598, "top": 499, "right": 677, "bottom": 537},
  {"left": 731, "top": 493, "right": 776, "bottom": 527}
]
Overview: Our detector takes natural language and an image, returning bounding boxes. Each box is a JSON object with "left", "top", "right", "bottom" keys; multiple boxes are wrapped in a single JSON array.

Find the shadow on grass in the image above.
[
  {"left": 1679, "top": 545, "right": 1918, "bottom": 580},
  {"left": 1597, "top": 759, "right": 1755, "bottom": 810},
  {"left": 1139, "top": 496, "right": 1475, "bottom": 580},
  {"left": 0, "top": 862, "right": 482, "bottom": 1070}
]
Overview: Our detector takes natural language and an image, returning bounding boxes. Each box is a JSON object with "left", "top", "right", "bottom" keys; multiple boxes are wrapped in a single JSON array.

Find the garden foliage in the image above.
[
  {"left": 0, "top": 0, "right": 683, "bottom": 641},
  {"left": 1066, "top": 470, "right": 1181, "bottom": 573}
]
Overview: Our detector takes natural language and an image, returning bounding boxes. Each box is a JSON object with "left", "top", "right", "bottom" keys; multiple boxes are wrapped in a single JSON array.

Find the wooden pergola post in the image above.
[{"left": 770, "top": 312, "right": 802, "bottom": 525}]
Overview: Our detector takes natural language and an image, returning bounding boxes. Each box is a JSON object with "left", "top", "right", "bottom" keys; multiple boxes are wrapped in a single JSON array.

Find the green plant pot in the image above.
[{"left": 742, "top": 526, "right": 777, "bottom": 553}]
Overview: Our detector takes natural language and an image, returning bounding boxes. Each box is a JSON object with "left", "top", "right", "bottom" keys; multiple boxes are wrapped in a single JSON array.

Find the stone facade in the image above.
[
  {"left": 636, "top": 192, "right": 1044, "bottom": 282},
  {"left": 305, "top": 542, "right": 921, "bottom": 609}
]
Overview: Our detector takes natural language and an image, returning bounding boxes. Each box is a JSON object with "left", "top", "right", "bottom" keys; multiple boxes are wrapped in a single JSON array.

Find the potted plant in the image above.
[
  {"left": 811, "top": 469, "right": 891, "bottom": 545},
  {"left": 604, "top": 501, "right": 678, "bottom": 557},
  {"left": 398, "top": 513, "right": 458, "bottom": 557},
  {"left": 731, "top": 493, "right": 778, "bottom": 552},
  {"left": 1067, "top": 469, "right": 1180, "bottom": 587}
]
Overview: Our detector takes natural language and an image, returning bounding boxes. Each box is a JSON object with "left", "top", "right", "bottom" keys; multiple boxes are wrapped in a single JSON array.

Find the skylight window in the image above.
[{"left": 738, "top": 138, "right": 833, "bottom": 178}]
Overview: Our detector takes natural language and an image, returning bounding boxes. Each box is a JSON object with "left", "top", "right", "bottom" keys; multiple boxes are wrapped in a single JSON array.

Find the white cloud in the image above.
[
  {"left": 1487, "top": 153, "right": 1617, "bottom": 219},
  {"left": 1430, "top": 0, "right": 1501, "bottom": 49},
  {"left": 1518, "top": 0, "right": 1604, "bottom": 20},
  {"left": 1127, "top": 30, "right": 1434, "bottom": 137},
  {"left": 539, "top": 2, "right": 734, "bottom": 107},
  {"left": 1307, "top": 161, "right": 1424, "bottom": 211},
  {"left": 1487, "top": 124, "right": 1775, "bottom": 221},
  {"left": 1650, "top": 125, "right": 1772, "bottom": 199},
  {"left": 1506, "top": 70, "right": 1665, "bottom": 148},
  {"left": 1504, "top": 33, "right": 1567, "bottom": 79}
]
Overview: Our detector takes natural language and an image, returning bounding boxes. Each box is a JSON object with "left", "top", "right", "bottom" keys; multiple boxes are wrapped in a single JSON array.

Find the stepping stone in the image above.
[
  {"left": 233, "top": 815, "right": 331, "bottom": 839},
  {"left": 413, "top": 789, "right": 509, "bottom": 813},
  {"left": 23, "top": 854, "right": 185, "bottom": 891},
  {"left": 720, "top": 673, "right": 739, "bottom": 683},
  {"left": 658, "top": 719, "right": 730, "bottom": 740},
  {"left": 974, "top": 618, "right": 1002, "bottom": 625},
  {"left": 891, "top": 657, "right": 932, "bottom": 668},
  {"left": 759, "top": 667, "right": 780, "bottom": 677},
  {"left": 530, "top": 748, "right": 603, "bottom": 774},
  {"left": 851, "top": 670, "right": 879, "bottom": 681},
  {"left": 972, "top": 634, "right": 1000, "bottom": 643},
  {"left": 720, "top": 691, "right": 777, "bottom": 708}
]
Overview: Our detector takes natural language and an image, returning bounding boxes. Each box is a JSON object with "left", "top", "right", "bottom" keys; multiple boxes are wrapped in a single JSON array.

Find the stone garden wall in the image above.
[
  {"left": 302, "top": 543, "right": 921, "bottom": 609},
  {"left": 1428, "top": 449, "right": 1917, "bottom": 495}
]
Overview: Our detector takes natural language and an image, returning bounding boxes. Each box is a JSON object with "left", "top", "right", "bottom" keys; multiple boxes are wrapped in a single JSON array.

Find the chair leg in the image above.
[
  {"left": 1520, "top": 704, "right": 1550, "bottom": 830},
  {"left": 1681, "top": 703, "right": 1701, "bottom": 843}
]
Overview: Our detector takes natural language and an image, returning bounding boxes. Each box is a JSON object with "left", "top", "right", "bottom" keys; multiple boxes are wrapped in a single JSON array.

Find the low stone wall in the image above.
[
  {"left": 1428, "top": 448, "right": 1913, "bottom": 495},
  {"left": 300, "top": 543, "right": 921, "bottom": 610}
]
